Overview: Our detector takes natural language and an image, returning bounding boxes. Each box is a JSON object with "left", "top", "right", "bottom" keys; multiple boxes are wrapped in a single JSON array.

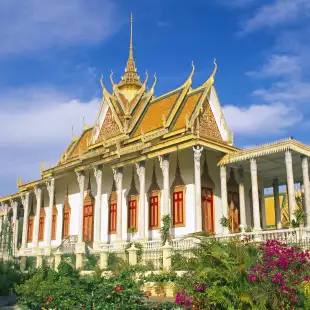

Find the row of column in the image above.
[
  {"left": 75, "top": 155, "right": 171, "bottom": 250},
  {"left": 217, "top": 151, "right": 310, "bottom": 232}
]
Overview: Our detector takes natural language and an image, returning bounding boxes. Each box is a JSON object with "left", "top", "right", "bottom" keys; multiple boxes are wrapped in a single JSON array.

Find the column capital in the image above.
[
  {"left": 135, "top": 161, "right": 145, "bottom": 180},
  {"left": 34, "top": 186, "right": 42, "bottom": 200},
  {"left": 158, "top": 154, "right": 169, "bottom": 175},
  {"left": 76, "top": 171, "right": 85, "bottom": 187},
  {"left": 46, "top": 178, "right": 55, "bottom": 198},
  {"left": 21, "top": 192, "right": 29, "bottom": 206},
  {"left": 93, "top": 165, "right": 103, "bottom": 183},
  {"left": 301, "top": 155, "right": 308, "bottom": 168},
  {"left": 113, "top": 167, "right": 123, "bottom": 185},
  {"left": 220, "top": 165, "right": 226, "bottom": 177},
  {"left": 285, "top": 150, "right": 292, "bottom": 163}
]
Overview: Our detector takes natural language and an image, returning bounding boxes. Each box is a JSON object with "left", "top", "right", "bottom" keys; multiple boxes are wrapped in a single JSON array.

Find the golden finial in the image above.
[
  {"left": 201, "top": 59, "right": 218, "bottom": 88},
  {"left": 129, "top": 13, "right": 133, "bottom": 59},
  {"left": 83, "top": 116, "right": 85, "bottom": 128},
  {"left": 110, "top": 70, "right": 116, "bottom": 88},
  {"left": 150, "top": 73, "right": 157, "bottom": 94},
  {"left": 17, "top": 177, "right": 22, "bottom": 187},
  {"left": 100, "top": 74, "right": 104, "bottom": 90},
  {"left": 40, "top": 161, "right": 45, "bottom": 173},
  {"left": 212, "top": 59, "right": 217, "bottom": 78},
  {"left": 184, "top": 61, "right": 195, "bottom": 86},
  {"left": 143, "top": 70, "right": 148, "bottom": 86}
]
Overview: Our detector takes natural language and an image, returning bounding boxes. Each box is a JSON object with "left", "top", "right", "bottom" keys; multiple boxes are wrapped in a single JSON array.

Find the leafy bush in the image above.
[{"left": 0, "top": 259, "right": 24, "bottom": 295}]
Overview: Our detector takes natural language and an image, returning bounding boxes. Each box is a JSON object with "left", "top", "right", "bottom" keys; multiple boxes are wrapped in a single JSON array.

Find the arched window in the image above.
[
  {"left": 227, "top": 168, "right": 240, "bottom": 233},
  {"left": 51, "top": 205, "right": 58, "bottom": 240},
  {"left": 62, "top": 193, "right": 71, "bottom": 239},
  {"left": 38, "top": 208, "right": 46, "bottom": 241},
  {"left": 127, "top": 168, "right": 139, "bottom": 231},
  {"left": 201, "top": 154, "right": 215, "bottom": 233},
  {"left": 109, "top": 191, "right": 117, "bottom": 234},
  {"left": 83, "top": 177, "right": 95, "bottom": 242},
  {"left": 27, "top": 217, "right": 34, "bottom": 242},
  {"left": 148, "top": 164, "right": 161, "bottom": 229},
  {"left": 171, "top": 156, "right": 185, "bottom": 227}
]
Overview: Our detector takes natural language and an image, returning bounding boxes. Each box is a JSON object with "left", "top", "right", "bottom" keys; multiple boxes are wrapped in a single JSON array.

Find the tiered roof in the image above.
[{"left": 1, "top": 15, "right": 237, "bottom": 197}]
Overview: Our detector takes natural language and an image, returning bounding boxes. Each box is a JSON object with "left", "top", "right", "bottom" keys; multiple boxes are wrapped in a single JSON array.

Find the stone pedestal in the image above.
[
  {"left": 36, "top": 255, "right": 43, "bottom": 268},
  {"left": 128, "top": 244, "right": 138, "bottom": 266},
  {"left": 54, "top": 251, "right": 62, "bottom": 271},
  {"left": 100, "top": 250, "right": 109, "bottom": 270},
  {"left": 162, "top": 241, "right": 173, "bottom": 271},
  {"left": 76, "top": 253, "right": 84, "bottom": 269}
]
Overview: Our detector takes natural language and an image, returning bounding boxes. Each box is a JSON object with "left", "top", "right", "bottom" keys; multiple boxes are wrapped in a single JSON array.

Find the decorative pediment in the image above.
[{"left": 127, "top": 167, "right": 139, "bottom": 197}]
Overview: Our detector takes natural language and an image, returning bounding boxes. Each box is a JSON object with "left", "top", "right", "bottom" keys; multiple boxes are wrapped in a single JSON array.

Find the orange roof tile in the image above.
[
  {"left": 172, "top": 90, "right": 203, "bottom": 131},
  {"left": 132, "top": 91, "right": 180, "bottom": 137}
]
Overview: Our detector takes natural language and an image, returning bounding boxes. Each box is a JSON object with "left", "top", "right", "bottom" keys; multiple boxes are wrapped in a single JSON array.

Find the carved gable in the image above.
[
  {"left": 96, "top": 108, "right": 121, "bottom": 142},
  {"left": 199, "top": 99, "right": 223, "bottom": 142}
]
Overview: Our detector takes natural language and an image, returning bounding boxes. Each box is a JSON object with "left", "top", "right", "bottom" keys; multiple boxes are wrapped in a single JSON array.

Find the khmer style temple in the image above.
[{"left": 1, "top": 15, "right": 310, "bottom": 268}]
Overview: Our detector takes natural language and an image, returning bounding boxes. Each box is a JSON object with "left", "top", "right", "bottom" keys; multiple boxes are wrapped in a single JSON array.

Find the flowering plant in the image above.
[
  {"left": 175, "top": 289, "right": 193, "bottom": 307},
  {"left": 247, "top": 240, "right": 310, "bottom": 307}
]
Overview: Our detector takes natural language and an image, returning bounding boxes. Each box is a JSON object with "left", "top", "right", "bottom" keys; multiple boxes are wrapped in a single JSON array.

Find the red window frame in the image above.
[
  {"left": 38, "top": 209, "right": 45, "bottom": 241},
  {"left": 27, "top": 217, "right": 34, "bottom": 242},
  {"left": 128, "top": 198, "right": 137, "bottom": 230},
  {"left": 172, "top": 190, "right": 184, "bottom": 226},
  {"left": 51, "top": 205, "right": 58, "bottom": 240},
  {"left": 202, "top": 187, "right": 214, "bottom": 233},
  {"left": 149, "top": 193, "right": 159, "bottom": 229},
  {"left": 63, "top": 209, "right": 70, "bottom": 239}
]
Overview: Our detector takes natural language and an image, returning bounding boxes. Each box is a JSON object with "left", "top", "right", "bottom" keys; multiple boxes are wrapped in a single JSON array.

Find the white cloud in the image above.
[
  {"left": 247, "top": 55, "right": 301, "bottom": 78},
  {"left": 0, "top": 0, "right": 119, "bottom": 54},
  {"left": 0, "top": 87, "right": 100, "bottom": 195},
  {"left": 223, "top": 103, "right": 302, "bottom": 135},
  {"left": 240, "top": 0, "right": 310, "bottom": 34}
]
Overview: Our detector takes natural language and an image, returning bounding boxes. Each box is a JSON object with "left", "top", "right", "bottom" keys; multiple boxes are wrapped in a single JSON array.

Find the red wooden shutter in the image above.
[
  {"left": 149, "top": 194, "right": 159, "bottom": 228},
  {"left": 173, "top": 191, "right": 184, "bottom": 225},
  {"left": 27, "top": 218, "right": 34, "bottom": 242}
]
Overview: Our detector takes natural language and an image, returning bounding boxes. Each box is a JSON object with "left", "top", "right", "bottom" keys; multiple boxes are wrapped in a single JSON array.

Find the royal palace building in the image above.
[{"left": 1, "top": 16, "right": 310, "bottom": 266}]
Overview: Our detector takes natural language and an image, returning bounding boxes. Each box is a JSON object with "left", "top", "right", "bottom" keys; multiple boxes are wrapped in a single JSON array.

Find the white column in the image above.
[
  {"left": 33, "top": 186, "right": 42, "bottom": 248},
  {"left": 285, "top": 151, "right": 296, "bottom": 220},
  {"left": 56, "top": 204, "right": 63, "bottom": 244},
  {"left": 136, "top": 161, "right": 146, "bottom": 240},
  {"left": 250, "top": 159, "right": 261, "bottom": 231},
  {"left": 260, "top": 177, "right": 266, "bottom": 229},
  {"left": 193, "top": 146, "right": 203, "bottom": 232},
  {"left": 76, "top": 171, "right": 85, "bottom": 245},
  {"left": 301, "top": 156, "right": 310, "bottom": 227},
  {"left": 159, "top": 155, "right": 170, "bottom": 215},
  {"left": 21, "top": 193, "right": 30, "bottom": 249},
  {"left": 45, "top": 178, "right": 55, "bottom": 248},
  {"left": 93, "top": 165, "right": 103, "bottom": 249},
  {"left": 238, "top": 168, "right": 246, "bottom": 229},
  {"left": 273, "top": 178, "right": 282, "bottom": 229},
  {"left": 220, "top": 165, "right": 228, "bottom": 234},
  {"left": 113, "top": 167, "right": 123, "bottom": 242},
  {"left": 10, "top": 200, "right": 18, "bottom": 254}
]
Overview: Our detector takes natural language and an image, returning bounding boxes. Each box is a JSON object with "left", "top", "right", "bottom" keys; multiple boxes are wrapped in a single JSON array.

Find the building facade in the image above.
[{"left": 1, "top": 16, "right": 310, "bottom": 264}]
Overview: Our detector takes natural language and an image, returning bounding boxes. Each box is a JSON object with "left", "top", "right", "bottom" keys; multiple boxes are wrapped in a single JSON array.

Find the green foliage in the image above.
[
  {"left": 0, "top": 220, "right": 14, "bottom": 258},
  {"left": 0, "top": 259, "right": 24, "bottom": 295},
  {"left": 144, "top": 271, "right": 178, "bottom": 283},
  {"left": 219, "top": 216, "right": 229, "bottom": 228},
  {"left": 16, "top": 262, "right": 178, "bottom": 309},
  {"left": 160, "top": 214, "right": 172, "bottom": 245},
  {"left": 61, "top": 253, "right": 76, "bottom": 267},
  {"left": 84, "top": 253, "right": 99, "bottom": 271},
  {"left": 25, "top": 256, "right": 36, "bottom": 271}
]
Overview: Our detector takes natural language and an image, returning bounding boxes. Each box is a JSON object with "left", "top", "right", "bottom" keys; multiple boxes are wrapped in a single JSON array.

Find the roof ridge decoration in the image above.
[{"left": 164, "top": 62, "right": 195, "bottom": 128}]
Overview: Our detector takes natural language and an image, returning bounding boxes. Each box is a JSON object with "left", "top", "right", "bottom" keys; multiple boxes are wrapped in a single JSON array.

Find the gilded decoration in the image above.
[
  {"left": 96, "top": 108, "right": 121, "bottom": 142},
  {"left": 69, "top": 128, "right": 93, "bottom": 158},
  {"left": 198, "top": 99, "right": 223, "bottom": 142}
]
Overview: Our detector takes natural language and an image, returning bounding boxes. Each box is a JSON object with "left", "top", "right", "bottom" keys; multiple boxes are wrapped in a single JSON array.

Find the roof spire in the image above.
[
  {"left": 117, "top": 13, "right": 142, "bottom": 90},
  {"left": 129, "top": 12, "right": 133, "bottom": 59}
]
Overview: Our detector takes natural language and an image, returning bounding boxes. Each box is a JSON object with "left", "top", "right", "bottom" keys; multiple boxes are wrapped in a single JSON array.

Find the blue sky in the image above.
[{"left": 1, "top": 0, "right": 310, "bottom": 196}]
